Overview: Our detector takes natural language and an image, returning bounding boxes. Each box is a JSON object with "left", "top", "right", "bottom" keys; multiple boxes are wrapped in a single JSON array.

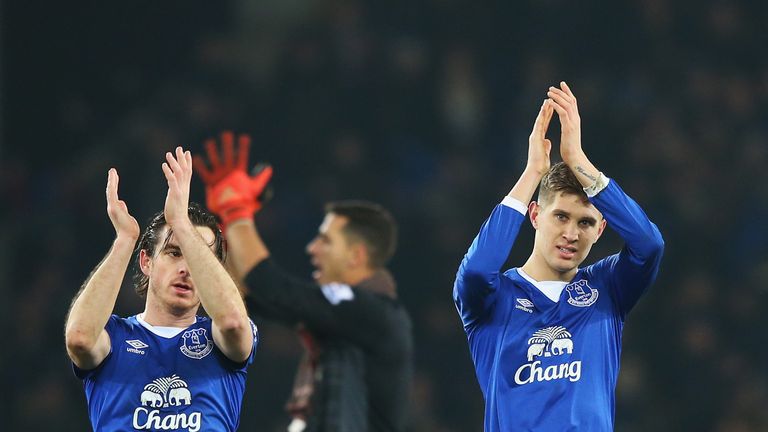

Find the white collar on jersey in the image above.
[
  {"left": 516, "top": 268, "right": 568, "bottom": 303},
  {"left": 136, "top": 313, "right": 191, "bottom": 338}
]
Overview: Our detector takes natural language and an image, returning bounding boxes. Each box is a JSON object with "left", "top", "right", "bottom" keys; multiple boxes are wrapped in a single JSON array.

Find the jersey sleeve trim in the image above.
[
  {"left": 501, "top": 196, "right": 528, "bottom": 215},
  {"left": 583, "top": 172, "right": 610, "bottom": 197}
]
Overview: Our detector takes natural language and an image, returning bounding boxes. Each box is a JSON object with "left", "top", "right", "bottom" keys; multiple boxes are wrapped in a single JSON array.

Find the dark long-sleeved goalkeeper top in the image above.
[
  {"left": 244, "top": 258, "right": 413, "bottom": 432},
  {"left": 454, "top": 179, "right": 664, "bottom": 432}
]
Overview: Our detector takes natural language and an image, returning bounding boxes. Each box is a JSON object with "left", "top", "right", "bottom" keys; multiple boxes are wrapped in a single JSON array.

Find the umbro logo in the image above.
[
  {"left": 127, "top": 339, "right": 149, "bottom": 349},
  {"left": 517, "top": 298, "right": 534, "bottom": 308},
  {"left": 126, "top": 339, "right": 148, "bottom": 355},
  {"left": 515, "top": 298, "right": 534, "bottom": 313}
]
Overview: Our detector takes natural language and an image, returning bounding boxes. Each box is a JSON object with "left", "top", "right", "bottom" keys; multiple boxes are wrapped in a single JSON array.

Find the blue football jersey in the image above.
[
  {"left": 454, "top": 180, "right": 664, "bottom": 431},
  {"left": 74, "top": 315, "right": 259, "bottom": 432}
]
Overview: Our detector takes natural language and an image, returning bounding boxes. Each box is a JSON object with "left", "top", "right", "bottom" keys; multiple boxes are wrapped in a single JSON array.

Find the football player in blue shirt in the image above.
[
  {"left": 454, "top": 82, "right": 664, "bottom": 431},
  {"left": 65, "top": 147, "right": 258, "bottom": 431}
]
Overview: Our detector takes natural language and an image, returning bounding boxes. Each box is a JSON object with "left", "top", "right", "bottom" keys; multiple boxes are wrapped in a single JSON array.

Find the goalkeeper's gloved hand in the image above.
[{"left": 193, "top": 131, "right": 273, "bottom": 228}]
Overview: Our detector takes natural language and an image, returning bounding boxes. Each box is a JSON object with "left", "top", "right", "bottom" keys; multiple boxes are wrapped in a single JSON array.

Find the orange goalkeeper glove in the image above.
[{"left": 193, "top": 131, "right": 273, "bottom": 227}]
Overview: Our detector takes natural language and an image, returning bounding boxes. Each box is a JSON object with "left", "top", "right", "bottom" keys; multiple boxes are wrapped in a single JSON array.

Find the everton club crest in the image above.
[
  {"left": 180, "top": 328, "right": 214, "bottom": 359},
  {"left": 565, "top": 280, "right": 599, "bottom": 308}
]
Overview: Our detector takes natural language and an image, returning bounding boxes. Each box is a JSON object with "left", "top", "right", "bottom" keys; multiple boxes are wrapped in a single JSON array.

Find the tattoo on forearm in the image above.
[{"left": 576, "top": 166, "right": 597, "bottom": 182}]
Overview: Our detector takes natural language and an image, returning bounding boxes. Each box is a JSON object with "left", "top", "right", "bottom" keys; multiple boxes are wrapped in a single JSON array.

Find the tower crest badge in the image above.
[
  {"left": 180, "top": 328, "right": 213, "bottom": 359},
  {"left": 565, "top": 280, "right": 598, "bottom": 307}
]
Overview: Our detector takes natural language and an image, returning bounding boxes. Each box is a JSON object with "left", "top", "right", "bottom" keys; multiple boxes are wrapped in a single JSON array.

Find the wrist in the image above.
[
  {"left": 560, "top": 147, "right": 584, "bottom": 165},
  {"left": 220, "top": 206, "right": 256, "bottom": 227},
  {"left": 113, "top": 234, "right": 138, "bottom": 250},
  {"left": 221, "top": 217, "right": 254, "bottom": 237},
  {"left": 523, "top": 165, "right": 548, "bottom": 179},
  {"left": 166, "top": 218, "right": 196, "bottom": 235},
  {"left": 583, "top": 172, "right": 609, "bottom": 197},
  {"left": 225, "top": 217, "right": 255, "bottom": 229}
]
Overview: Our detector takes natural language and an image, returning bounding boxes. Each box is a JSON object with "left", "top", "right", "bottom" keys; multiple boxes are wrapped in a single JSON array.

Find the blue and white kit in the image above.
[
  {"left": 454, "top": 179, "right": 664, "bottom": 431},
  {"left": 74, "top": 314, "right": 258, "bottom": 432}
]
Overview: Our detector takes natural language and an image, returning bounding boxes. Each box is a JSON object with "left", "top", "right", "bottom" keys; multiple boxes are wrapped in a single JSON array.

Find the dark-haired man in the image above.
[
  {"left": 65, "top": 147, "right": 258, "bottom": 431},
  {"left": 195, "top": 133, "right": 413, "bottom": 432},
  {"left": 454, "top": 83, "right": 664, "bottom": 431}
]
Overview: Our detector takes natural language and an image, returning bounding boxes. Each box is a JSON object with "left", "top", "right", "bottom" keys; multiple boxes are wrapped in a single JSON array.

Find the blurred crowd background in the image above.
[{"left": 3, "top": 0, "right": 767, "bottom": 430}]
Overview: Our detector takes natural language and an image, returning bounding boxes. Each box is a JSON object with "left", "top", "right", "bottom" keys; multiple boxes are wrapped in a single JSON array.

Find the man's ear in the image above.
[
  {"left": 348, "top": 242, "right": 369, "bottom": 269},
  {"left": 139, "top": 249, "right": 152, "bottom": 276},
  {"left": 528, "top": 201, "right": 541, "bottom": 229},
  {"left": 594, "top": 218, "right": 608, "bottom": 243}
]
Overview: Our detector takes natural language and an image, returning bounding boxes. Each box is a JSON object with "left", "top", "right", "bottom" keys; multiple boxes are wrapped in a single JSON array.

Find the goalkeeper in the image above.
[{"left": 195, "top": 132, "right": 413, "bottom": 432}]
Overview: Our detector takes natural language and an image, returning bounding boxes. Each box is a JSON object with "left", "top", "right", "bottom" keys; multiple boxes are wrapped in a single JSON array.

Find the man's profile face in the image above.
[
  {"left": 306, "top": 213, "right": 356, "bottom": 285},
  {"left": 529, "top": 192, "right": 606, "bottom": 281}
]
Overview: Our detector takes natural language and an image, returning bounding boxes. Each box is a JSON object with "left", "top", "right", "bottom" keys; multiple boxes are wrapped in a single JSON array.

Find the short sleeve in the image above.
[{"left": 71, "top": 315, "right": 122, "bottom": 379}]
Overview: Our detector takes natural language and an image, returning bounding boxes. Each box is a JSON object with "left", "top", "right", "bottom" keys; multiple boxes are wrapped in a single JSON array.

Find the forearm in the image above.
[
  {"left": 65, "top": 236, "right": 135, "bottom": 352},
  {"left": 225, "top": 219, "right": 270, "bottom": 282},
  {"left": 592, "top": 180, "right": 665, "bottom": 259},
  {"left": 244, "top": 259, "right": 337, "bottom": 331},
  {"left": 476, "top": 166, "right": 542, "bottom": 271},
  {"left": 174, "top": 221, "right": 254, "bottom": 360},
  {"left": 507, "top": 166, "right": 545, "bottom": 204},
  {"left": 592, "top": 180, "right": 664, "bottom": 314},
  {"left": 173, "top": 222, "right": 249, "bottom": 327},
  {"left": 561, "top": 149, "right": 601, "bottom": 189},
  {"left": 243, "top": 259, "right": 310, "bottom": 321},
  {"left": 455, "top": 200, "right": 526, "bottom": 322}
]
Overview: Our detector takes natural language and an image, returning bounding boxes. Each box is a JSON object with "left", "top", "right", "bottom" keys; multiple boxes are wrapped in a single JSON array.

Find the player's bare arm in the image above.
[
  {"left": 507, "top": 99, "right": 555, "bottom": 204},
  {"left": 65, "top": 169, "right": 139, "bottom": 370},
  {"left": 163, "top": 146, "right": 253, "bottom": 362},
  {"left": 547, "top": 81, "right": 602, "bottom": 188}
]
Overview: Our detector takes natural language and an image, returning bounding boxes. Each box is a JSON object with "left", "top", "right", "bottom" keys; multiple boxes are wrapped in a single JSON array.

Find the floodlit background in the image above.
[{"left": 3, "top": 0, "right": 767, "bottom": 430}]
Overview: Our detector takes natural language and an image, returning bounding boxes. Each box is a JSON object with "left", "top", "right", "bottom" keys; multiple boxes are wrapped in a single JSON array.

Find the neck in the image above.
[
  {"left": 141, "top": 301, "right": 198, "bottom": 328},
  {"left": 521, "top": 254, "right": 577, "bottom": 282},
  {"left": 353, "top": 267, "right": 397, "bottom": 299},
  {"left": 343, "top": 267, "right": 376, "bottom": 286}
]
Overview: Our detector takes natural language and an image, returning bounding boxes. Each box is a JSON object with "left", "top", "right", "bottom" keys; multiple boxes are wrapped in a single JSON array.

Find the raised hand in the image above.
[
  {"left": 528, "top": 99, "right": 554, "bottom": 176},
  {"left": 194, "top": 131, "right": 251, "bottom": 185},
  {"left": 162, "top": 146, "right": 194, "bottom": 228},
  {"left": 193, "top": 131, "right": 273, "bottom": 227},
  {"left": 106, "top": 168, "right": 140, "bottom": 240},
  {"left": 546, "top": 81, "right": 583, "bottom": 164}
]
